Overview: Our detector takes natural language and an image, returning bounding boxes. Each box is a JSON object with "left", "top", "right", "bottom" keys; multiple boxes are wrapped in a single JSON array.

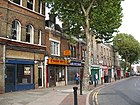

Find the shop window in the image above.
[
  {"left": 38, "top": 30, "right": 42, "bottom": 45},
  {"left": 27, "top": 0, "right": 33, "bottom": 10},
  {"left": 26, "top": 24, "right": 34, "bottom": 43},
  {"left": 50, "top": 39, "right": 60, "bottom": 56},
  {"left": 17, "top": 64, "right": 33, "bottom": 84},
  {"left": 56, "top": 66, "right": 65, "bottom": 82},
  {"left": 11, "top": 0, "right": 21, "bottom": 5},
  {"left": 11, "top": 20, "right": 21, "bottom": 41}
]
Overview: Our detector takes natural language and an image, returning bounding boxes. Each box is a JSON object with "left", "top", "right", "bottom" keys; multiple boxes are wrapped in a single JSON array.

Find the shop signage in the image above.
[
  {"left": 69, "top": 61, "right": 81, "bottom": 66},
  {"left": 24, "top": 66, "right": 31, "bottom": 75},
  {"left": 64, "top": 50, "right": 71, "bottom": 56},
  {"left": 48, "top": 58, "right": 68, "bottom": 65}
]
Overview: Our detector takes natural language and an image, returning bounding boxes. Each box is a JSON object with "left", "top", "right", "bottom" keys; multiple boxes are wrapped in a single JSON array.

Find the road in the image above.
[{"left": 96, "top": 76, "right": 140, "bottom": 105}]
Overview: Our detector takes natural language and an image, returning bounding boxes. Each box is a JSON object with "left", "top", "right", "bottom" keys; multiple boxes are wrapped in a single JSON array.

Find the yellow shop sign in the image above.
[{"left": 48, "top": 58, "right": 69, "bottom": 65}]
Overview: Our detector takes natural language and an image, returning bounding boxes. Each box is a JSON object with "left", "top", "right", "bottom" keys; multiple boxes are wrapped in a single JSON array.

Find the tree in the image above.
[
  {"left": 45, "top": 0, "right": 124, "bottom": 90},
  {"left": 113, "top": 33, "right": 140, "bottom": 75}
]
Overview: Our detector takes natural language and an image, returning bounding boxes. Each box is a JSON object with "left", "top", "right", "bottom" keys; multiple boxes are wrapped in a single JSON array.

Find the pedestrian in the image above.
[
  {"left": 89, "top": 74, "right": 93, "bottom": 85},
  {"left": 114, "top": 73, "right": 117, "bottom": 81},
  {"left": 94, "top": 72, "right": 98, "bottom": 87},
  {"left": 75, "top": 72, "right": 80, "bottom": 85}
]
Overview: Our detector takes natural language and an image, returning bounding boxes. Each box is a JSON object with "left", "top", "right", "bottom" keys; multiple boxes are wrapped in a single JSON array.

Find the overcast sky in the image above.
[{"left": 119, "top": 0, "right": 140, "bottom": 42}]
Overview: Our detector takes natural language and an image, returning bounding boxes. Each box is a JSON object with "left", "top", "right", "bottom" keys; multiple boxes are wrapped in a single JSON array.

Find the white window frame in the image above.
[
  {"left": 10, "top": 0, "right": 22, "bottom": 5},
  {"left": 11, "top": 20, "right": 21, "bottom": 41},
  {"left": 38, "top": 30, "right": 42, "bottom": 45},
  {"left": 26, "top": 24, "right": 34, "bottom": 44},
  {"left": 49, "top": 38, "right": 60, "bottom": 56},
  {"left": 39, "top": 1, "right": 43, "bottom": 14},
  {"left": 27, "top": 0, "right": 35, "bottom": 11}
]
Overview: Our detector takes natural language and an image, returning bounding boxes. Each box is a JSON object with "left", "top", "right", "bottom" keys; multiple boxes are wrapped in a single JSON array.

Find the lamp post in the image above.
[{"left": 112, "top": 45, "right": 116, "bottom": 81}]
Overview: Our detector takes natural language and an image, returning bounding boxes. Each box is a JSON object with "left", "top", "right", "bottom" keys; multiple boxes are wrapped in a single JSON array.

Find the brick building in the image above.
[
  {"left": 44, "top": 18, "right": 86, "bottom": 87},
  {"left": 0, "top": 0, "right": 46, "bottom": 93}
]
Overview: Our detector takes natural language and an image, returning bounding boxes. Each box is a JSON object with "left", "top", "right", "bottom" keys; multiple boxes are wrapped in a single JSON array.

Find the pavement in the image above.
[{"left": 0, "top": 80, "right": 119, "bottom": 105}]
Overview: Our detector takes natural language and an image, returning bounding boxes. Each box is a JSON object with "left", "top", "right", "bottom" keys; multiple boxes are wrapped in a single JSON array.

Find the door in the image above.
[
  {"left": 5, "top": 64, "right": 15, "bottom": 92},
  {"left": 49, "top": 67, "right": 56, "bottom": 87},
  {"left": 38, "top": 68, "right": 42, "bottom": 86}
]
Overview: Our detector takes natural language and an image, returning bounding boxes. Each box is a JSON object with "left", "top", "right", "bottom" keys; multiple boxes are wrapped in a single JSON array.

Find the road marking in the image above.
[{"left": 93, "top": 89, "right": 102, "bottom": 105}]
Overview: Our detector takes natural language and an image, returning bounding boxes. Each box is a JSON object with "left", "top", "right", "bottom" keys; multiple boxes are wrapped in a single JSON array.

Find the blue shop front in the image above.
[
  {"left": 67, "top": 60, "right": 82, "bottom": 85},
  {"left": 5, "top": 59, "right": 35, "bottom": 92}
]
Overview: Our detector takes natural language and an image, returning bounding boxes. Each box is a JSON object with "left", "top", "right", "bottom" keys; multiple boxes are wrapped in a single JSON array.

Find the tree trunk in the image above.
[{"left": 82, "top": 14, "right": 92, "bottom": 91}]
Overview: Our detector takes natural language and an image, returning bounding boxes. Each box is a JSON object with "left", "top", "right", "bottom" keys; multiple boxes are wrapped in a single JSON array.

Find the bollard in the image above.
[
  {"left": 73, "top": 87, "right": 78, "bottom": 105},
  {"left": 80, "top": 80, "right": 82, "bottom": 95}
]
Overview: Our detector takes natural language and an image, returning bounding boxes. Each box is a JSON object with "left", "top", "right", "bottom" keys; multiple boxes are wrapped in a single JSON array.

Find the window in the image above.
[
  {"left": 56, "top": 66, "right": 65, "bottom": 82},
  {"left": 11, "top": 0, "right": 21, "bottom": 5},
  {"left": 38, "top": 0, "right": 43, "bottom": 14},
  {"left": 26, "top": 24, "right": 34, "bottom": 43},
  {"left": 70, "top": 45, "right": 76, "bottom": 58},
  {"left": 11, "top": 20, "right": 21, "bottom": 41},
  {"left": 50, "top": 39, "right": 60, "bottom": 56},
  {"left": 17, "top": 64, "right": 33, "bottom": 84},
  {"left": 38, "top": 30, "right": 42, "bottom": 45},
  {"left": 82, "top": 49, "right": 86, "bottom": 61},
  {"left": 27, "top": 0, "right": 34, "bottom": 10}
]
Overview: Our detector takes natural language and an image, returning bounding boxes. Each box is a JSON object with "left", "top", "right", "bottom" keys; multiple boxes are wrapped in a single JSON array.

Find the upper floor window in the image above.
[
  {"left": 38, "top": 0, "right": 43, "bottom": 14},
  {"left": 82, "top": 49, "right": 86, "bottom": 61},
  {"left": 70, "top": 45, "right": 76, "bottom": 58},
  {"left": 11, "top": 0, "right": 21, "bottom": 5},
  {"left": 26, "top": 24, "right": 34, "bottom": 43},
  {"left": 50, "top": 39, "right": 60, "bottom": 56},
  {"left": 11, "top": 20, "right": 21, "bottom": 41},
  {"left": 27, "top": 0, "right": 34, "bottom": 10},
  {"left": 38, "top": 30, "right": 42, "bottom": 45}
]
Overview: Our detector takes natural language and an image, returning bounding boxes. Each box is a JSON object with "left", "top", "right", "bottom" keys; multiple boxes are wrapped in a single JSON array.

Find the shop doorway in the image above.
[
  {"left": 49, "top": 69, "right": 56, "bottom": 87},
  {"left": 5, "top": 64, "right": 16, "bottom": 92},
  {"left": 38, "top": 68, "right": 43, "bottom": 87}
]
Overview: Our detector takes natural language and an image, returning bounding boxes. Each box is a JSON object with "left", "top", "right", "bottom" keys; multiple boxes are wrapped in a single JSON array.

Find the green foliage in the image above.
[
  {"left": 113, "top": 33, "right": 140, "bottom": 64},
  {"left": 45, "top": 0, "right": 123, "bottom": 41}
]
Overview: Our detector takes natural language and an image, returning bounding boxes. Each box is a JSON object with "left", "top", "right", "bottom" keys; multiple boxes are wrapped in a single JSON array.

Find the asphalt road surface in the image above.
[{"left": 97, "top": 76, "right": 140, "bottom": 105}]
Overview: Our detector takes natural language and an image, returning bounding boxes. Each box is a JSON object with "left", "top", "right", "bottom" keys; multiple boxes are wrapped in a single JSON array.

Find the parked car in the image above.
[{"left": 136, "top": 73, "right": 140, "bottom": 76}]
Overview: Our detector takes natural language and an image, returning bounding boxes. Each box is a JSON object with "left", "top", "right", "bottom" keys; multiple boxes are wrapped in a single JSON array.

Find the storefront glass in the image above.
[
  {"left": 67, "top": 67, "right": 80, "bottom": 84},
  {"left": 17, "top": 64, "right": 33, "bottom": 84}
]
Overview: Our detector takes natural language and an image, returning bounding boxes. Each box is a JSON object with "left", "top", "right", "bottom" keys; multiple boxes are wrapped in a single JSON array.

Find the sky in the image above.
[{"left": 119, "top": 0, "right": 140, "bottom": 42}]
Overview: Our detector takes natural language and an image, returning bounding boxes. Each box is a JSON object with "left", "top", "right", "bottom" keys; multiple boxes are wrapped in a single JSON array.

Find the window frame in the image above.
[
  {"left": 38, "top": 0, "right": 43, "bottom": 14},
  {"left": 49, "top": 38, "right": 60, "bottom": 56},
  {"left": 27, "top": 0, "right": 35, "bottom": 11},
  {"left": 38, "top": 30, "right": 42, "bottom": 45},
  {"left": 26, "top": 24, "right": 34, "bottom": 44},
  {"left": 10, "top": 0, "right": 22, "bottom": 5},
  {"left": 11, "top": 20, "right": 21, "bottom": 41},
  {"left": 70, "top": 45, "right": 76, "bottom": 58}
]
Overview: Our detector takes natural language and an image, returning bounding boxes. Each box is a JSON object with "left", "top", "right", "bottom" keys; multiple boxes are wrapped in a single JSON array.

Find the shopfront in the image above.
[
  {"left": 5, "top": 59, "right": 34, "bottom": 92},
  {"left": 46, "top": 58, "right": 68, "bottom": 87},
  {"left": 67, "top": 61, "right": 82, "bottom": 85},
  {"left": 108, "top": 67, "right": 112, "bottom": 82},
  {"left": 102, "top": 66, "right": 108, "bottom": 83},
  {"left": 91, "top": 65, "right": 101, "bottom": 82}
]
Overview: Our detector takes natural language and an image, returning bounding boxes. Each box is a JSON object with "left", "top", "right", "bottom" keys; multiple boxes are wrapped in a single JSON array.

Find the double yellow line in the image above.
[{"left": 93, "top": 88, "right": 102, "bottom": 105}]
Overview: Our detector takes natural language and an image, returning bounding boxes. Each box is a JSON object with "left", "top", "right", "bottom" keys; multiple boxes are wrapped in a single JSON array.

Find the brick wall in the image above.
[
  {"left": 0, "top": 0, "right": 46, "bottom": 45},
  {"left": 60, "top": 37, "right": 69, "bottom": 57}
]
